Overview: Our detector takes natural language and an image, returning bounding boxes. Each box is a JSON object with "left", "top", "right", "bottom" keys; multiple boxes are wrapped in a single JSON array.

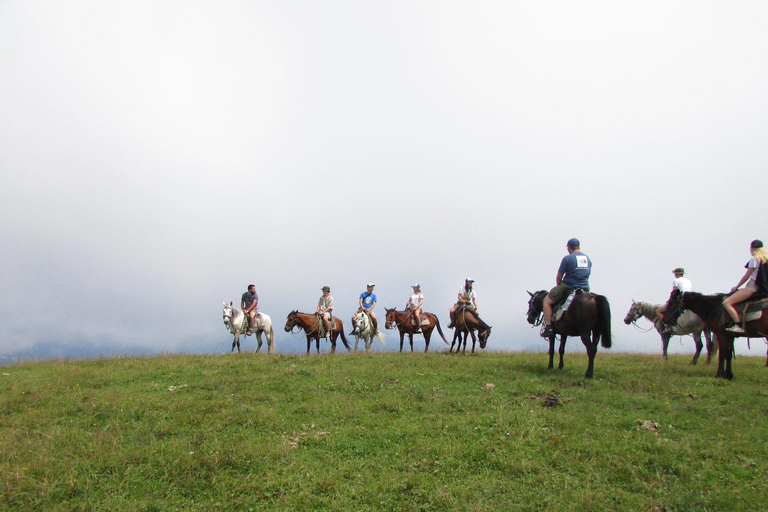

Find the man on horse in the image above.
[
  {"left": 406, "top": 284, "right": 424, "bottom": 333},
  {"left": 317, "top": 286, "right": 335, "bottom": 336},
  {"left": 448, "top": 278, "right": 478, "bottom": 328},
  {"left": 541, "top": 238, "right": 591, "bottom": 338},
  {"left": 351, "top": 283, "right": 378, "bottom": 335},
  {"left": 657, "top": 267, "right": 692, "bottom": 332},
  {"left": 241, "top": 284, "right": 259, "bottom": 336}
]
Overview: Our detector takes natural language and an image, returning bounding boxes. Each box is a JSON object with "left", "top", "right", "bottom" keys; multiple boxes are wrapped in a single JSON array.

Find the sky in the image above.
[{"left": 2, "top": 1, "right": 767, "bottom": 363}]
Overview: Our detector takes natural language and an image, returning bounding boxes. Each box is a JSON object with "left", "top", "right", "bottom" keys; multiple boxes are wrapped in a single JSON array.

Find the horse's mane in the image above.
[{"left": 683, "top": 291, "right": 727, "bottom": 321}]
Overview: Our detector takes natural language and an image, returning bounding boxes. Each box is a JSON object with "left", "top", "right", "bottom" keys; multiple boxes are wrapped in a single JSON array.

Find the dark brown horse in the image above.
[
  {"left": 284, "top": 310, "right": 350, "bottom": 354},
  {"left": 663, "top": 290, "right": 768, "bottom": 379},
  {"left": 449, "top": 307, "right": 492, "bottom": 354},
  {"left": 526, "top": 290, "right": 612, "bottom": 378},
  {"left": 384, "top": 308, "right": 449, "bottom": 352}
]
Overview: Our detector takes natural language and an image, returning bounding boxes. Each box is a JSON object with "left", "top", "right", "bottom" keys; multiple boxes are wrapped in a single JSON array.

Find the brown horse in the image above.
[
  {"left": 384, "top": 308, "right": 449, "bottom": 352},
  {"left": 663, "top": 290, "right": 768, "bottom": 379},
  {"left": 283, "top": 310, "right": 351, "bottom": 354},
  {"left": 449, "top": 307, "right": 492, "bottom": 354},
  {"left": 526, "top": 290, "right": 612, "bottom": 378}
]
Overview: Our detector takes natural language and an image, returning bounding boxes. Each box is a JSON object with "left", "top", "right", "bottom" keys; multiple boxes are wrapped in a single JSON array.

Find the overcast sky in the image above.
[{"left": 2, "top": 1, "right": 767, "bottom": 362}]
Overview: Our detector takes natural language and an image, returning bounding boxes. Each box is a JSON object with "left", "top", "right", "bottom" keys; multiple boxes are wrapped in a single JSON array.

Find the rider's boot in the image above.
[
  {"left": 541, "top": 324, "right": 554, "bottom": 338},
  {"left": 447, "top": 312, "right": 455, "bottom": 329}
]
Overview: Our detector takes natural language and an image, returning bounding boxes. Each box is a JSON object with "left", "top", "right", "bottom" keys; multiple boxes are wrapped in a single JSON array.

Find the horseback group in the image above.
[{"left": 658, "top": 239, "right": 768, "bottom": 380}]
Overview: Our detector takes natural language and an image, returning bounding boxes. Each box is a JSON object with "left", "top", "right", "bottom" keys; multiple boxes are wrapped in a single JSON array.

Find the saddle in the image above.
[
  {"left": 317, "top": 315, "right": 334, "bottom": 338},
  {"left": 409, "top": 314, "right": 430, "bottom": 327},
  {"left": 553, "top": 289, "right": 588, "bottom": 322},
  {"left": 737, "top": 297, "right": 768, "bottom": 324},
  {"left": 245, "top": 313, "right": 262, "bottom": 335}
]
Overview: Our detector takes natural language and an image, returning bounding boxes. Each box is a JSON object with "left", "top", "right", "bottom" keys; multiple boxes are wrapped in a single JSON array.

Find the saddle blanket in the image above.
[
  {"left": 411, "top": 318, "right": 430, "bottom": 327},
  {"left": 744, "top": 298, "right": 768, "bottom": 323}
]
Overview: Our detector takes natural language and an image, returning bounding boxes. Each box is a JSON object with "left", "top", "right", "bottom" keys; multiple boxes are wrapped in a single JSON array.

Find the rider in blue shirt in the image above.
[
  {"left": 351, "top": 283, "right": 378, "bottom": 334},
  {"left": 541, "top": 238, "right": 591, "bottom": 338},
  {"left": 241, "top": 284, "right": 259, "bottom": 335}
]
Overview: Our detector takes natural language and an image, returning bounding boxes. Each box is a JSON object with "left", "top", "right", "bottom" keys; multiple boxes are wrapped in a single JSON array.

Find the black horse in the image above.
[
  {"left": 449, "top": 306, "right": 492, "bottom": 354},
  {"left": 663, "top": 289, "right": 768, "bottom": 380},
  {"left": 526, "top": 290, "right": 612, "bottom": 378}
]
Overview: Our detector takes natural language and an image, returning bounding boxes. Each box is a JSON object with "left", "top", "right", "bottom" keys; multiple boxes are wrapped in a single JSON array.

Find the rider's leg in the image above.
[
  {"left": 324, "top": 313, "right": 333, "bottom": 333},
  {"left": 415, "top": 309, "right": 422, "bottom": 332},
  {"left": 723, "top": 288, "right": 754, "bottom": 324},
  {"left": 247, "top": 311, "right": 255, "bottom": 334},
  {"left": 448, "top": 303, "right": 458, "bottom": 328},
  {"left": 371, "top": 311, "right": 378, "bottom": 332},
  {"left": 543, "top": 296, "right": 555, "bottom": 326}
]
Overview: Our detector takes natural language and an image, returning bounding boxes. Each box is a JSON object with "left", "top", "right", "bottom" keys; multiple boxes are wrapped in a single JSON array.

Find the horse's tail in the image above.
[
  {"left": 376, "top": 329, "right": 386, "bottom": 346},
  {"left": 268, "top": 324, "right": 277, "bottom": 352},
  {"left": 433, "top": 315, "right": 449, "bottom": 345},
  {"left": 337, "top": 318, "right": 352, "bottom": 351},
  {"left": 595, "top": 294, "right": 612, "bottom": 349}
]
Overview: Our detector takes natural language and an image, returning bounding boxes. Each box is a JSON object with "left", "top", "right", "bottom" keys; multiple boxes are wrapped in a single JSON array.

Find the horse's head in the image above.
[
  {"left": 284, "top": 310, "right": 299, "bottom": 332},
  {"left": 623, "top": 300, "right": 641, "bottom": 325},
  {"left": 223, "top": 301, "right": 234, "bottom": 325},
  {"left": 526, "top": 291, "right": 546, "bottom": 325},
  {"left": 661, "top": 289, "right": 684, "bottom": 326},
  {"left": 353, "top": 312, "right": 368, "bottom": 333},
  {"left": 478, "top": 326, "right": 492, "bottom": 349},
  {"left": 384, "top": 308, "right": 397, "bottom": 329}
]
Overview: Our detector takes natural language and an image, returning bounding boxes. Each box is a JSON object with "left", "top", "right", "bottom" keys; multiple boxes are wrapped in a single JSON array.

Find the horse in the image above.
[
  {"left": 449, "top": 307, "right": 492, "bottom": 354},
  {"left": 222, "top": 302, "right": 276, "bottom": 354},
  {"left": 663, "top": 290, "right": 768, "bottom": 379},
  {"left": 283, "top": 310, "right": 351, "bottom": 354},
  {"left": 623, "top": 300, "right": 714, "bottom": 364},
  {"left": 384, "top": 308, "right": 449, "bottom": 352},
  {"left": 351, "top": 311, "right": 385, "bottom": 353},
  {"left": 526, "top": 290, "right": 612, "bottom": 378}
]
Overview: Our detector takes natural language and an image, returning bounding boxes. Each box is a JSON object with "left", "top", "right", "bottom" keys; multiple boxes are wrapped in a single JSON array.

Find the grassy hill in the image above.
[{"left": 2, "top": 351, "right": 768, "bottom": 511}]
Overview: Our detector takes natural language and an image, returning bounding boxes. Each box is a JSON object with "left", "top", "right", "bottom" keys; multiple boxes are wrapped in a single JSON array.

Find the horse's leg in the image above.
[
  {"left": 306, "top": 335, "right": 311, "bottom": 355},
  {"left": 316, "top": 335, "right": 321, "bottom": 354},
  {"left": 255, "top": 332, "right": 263, "bottom": 353},
  {"left": 765, "top": 338, "right": 768, "bottom": 367},
  {"left": 424, "top": 330, "right": 431, "bottom": 353},
  {"left": 547, "top": 336, "right": 555, "bottom": 369},
  {"left": 399, "top": 330, "right": 405, "bottom": 352},
  {"left": 690, "top": 332, "right": 703, "bottom": 365},
  {"left": 409, "top": 333, "right": 414, "bottom": 352},
  {"left": 558, "top": 335, "right": 567, "bottom": 370},
  {"left": 661, "top": 333, "right": 670, "bottom": 361},
  {"left": 470, "top": 330, "right": 477, "bottom": 353},
  {"left": 724, "top": 336, "right": 734, "bottom": 380},
  {"left": 716, "top": 333, "right": 726, "bottom": 378},
  {"left": 705, "top": 330, "right": 714, "bottom": 364},
  {"left": 581, "top": 332, "right": 597, "bottom": 379}
]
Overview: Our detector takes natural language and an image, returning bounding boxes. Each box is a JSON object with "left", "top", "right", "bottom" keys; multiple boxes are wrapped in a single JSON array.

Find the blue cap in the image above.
[
  {"left": 412, "top": 283, "right": 420, "bottom": 288},
  {"left": 567, "top": 238, "right": 580, "bottom": 248}
]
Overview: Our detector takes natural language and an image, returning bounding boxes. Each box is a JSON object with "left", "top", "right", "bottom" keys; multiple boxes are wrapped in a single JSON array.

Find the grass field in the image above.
[{"left": 2, "top": 350, "right": 768, "bottom": 511}]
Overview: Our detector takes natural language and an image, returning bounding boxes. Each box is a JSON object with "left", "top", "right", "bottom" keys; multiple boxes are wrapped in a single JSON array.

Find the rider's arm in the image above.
[
  {"left": 457, "top": 292, "right": 464, "bottom": 302},
  {"left": 368, "top": 300, "right": 376, "bottom": 311},
  {"left": 416, "top": 297, "right": 423, "bottom": 309},
  {"left": 555, "top": 272, "right": 564, "bottom": 285},
  {"left": 359, "top": 297, "right": 365, "bottom": 310},
  {"left": 731, "top": 267, "right": 755, "bottom": 293}
]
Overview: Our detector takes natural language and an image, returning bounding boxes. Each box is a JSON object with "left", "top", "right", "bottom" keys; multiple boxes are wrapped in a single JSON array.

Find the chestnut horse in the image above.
[
  {"left": 663, "top": 290, "right": 768, "bottom": 379},
  {"left": 384, "top": 308, "right": 449, "bottom": 352},
  {"left": 526, "top": 290, "right": 612, "bottom": 378},
  {"left": 284, "top": 310, "right": 350, "bottom": 354},
  {"left": 449, "top": 307, "right": 492, "bottom": 354}
]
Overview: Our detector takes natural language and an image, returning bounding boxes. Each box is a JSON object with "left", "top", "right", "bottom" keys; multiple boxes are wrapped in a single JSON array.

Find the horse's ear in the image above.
[
  {"left": 527, "top": 291, "right": 533, "bottom": 297},
  {"left": 230, "top": 301, "right": 233, "bottom": 306},
  {"left": 223, "top": 301, "right": 227, "bottom": 306}
]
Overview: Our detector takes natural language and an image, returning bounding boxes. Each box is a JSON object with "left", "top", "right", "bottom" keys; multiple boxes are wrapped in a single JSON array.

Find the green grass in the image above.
[{"left": 2, "top": 351, "right": 768, "bottom": 511}]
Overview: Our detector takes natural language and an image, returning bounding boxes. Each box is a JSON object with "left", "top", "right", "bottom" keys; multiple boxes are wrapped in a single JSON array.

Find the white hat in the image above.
[
  {"left": 366, "top": 283, "right": 375, "bottom": 287},
  {"left": 412, "top": 283, "right": 420, "bottom": 288}
]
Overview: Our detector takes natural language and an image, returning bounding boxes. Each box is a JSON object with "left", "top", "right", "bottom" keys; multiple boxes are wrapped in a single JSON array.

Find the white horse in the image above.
[
  {"left": 352, "top": 311, "right": 385, "bottom": 353},
  {"left": 222, "top": 302, "right": 276, "bottom": 354},
  {"left": 623, "top": 300, "right": 714, "bottom": 364}
]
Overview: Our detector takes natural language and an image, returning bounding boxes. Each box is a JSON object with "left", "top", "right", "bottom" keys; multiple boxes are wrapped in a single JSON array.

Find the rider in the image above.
[
  {"left": 448, "top": 278, "right": 478, "bottom": 328},
  {"left": 241, "top": 284, "right": 259, "bottom": 336},
  {"left": 316, "top": 286, "right": 334, "bottom": 335},
  {"left": 351, "top": 283, "right": 378, "bottom": 335},
  {"left": 541, "top": 238, "right": 591, "bottom": 338},
  {"left": 406, "top": 284, "right": 424, "bottom": 333},
  {"left": 723, "top": 239, "right": 768, "bottom": 333},
  {"left": 657, "top": 268, "right": 692, "bottom": 331}
]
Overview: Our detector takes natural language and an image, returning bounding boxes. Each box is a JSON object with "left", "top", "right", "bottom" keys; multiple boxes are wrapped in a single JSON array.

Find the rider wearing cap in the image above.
[
  {"left": 317, "top": 286, "right": 334, "bottom": 334},
  {"left": 656, "top": 268, "right": 692, "bottom": 329},
  {"left": 351, "top": 283, "right": 378, "bottom": 334},
  {"left": 541, "top": 238, "right": 592, "bottom": 338},
  {"left": 448, "top": 278, "right": 478, "bottom": 328},
  {"left": 406, "top": 284, "right": 424, "bottom": 333}
]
